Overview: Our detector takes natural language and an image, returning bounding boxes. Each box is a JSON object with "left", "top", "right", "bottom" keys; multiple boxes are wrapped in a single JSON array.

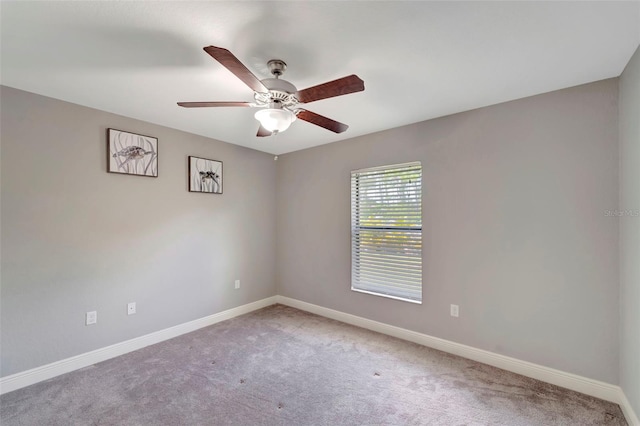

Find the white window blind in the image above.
[{"left": 351, "top": 162, "right": 423, "bottom": 303}]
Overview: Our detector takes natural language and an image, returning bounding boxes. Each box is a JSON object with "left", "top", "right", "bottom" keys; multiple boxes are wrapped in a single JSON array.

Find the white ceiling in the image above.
[{"left": 1, "top": 1, "right": 639, "bottom": 155}]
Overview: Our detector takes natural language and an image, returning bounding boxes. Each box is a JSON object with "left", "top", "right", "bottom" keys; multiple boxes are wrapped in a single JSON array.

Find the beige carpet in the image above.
[{"left": 0, "top": 304, "right": 627, "bottom": 425}]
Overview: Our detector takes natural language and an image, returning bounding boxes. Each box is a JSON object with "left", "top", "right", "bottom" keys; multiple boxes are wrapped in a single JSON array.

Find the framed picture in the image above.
[
  {"left": 107, "top": 128, "right": 158, "bottom": 177},
  {"left": 189, "top": 156, "right": 223, "bottom": 194}
]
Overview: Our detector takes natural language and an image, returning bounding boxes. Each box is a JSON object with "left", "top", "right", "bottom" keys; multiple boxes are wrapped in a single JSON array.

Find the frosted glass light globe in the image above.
[{"left": 255, "top": 108, "right": 294, "bottom": 133}]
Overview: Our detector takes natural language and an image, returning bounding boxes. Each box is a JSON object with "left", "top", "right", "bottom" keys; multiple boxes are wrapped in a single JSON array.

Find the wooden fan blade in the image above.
[
  {"left": 177, "top": 102, "right": 253, "bottom": 108},
  {"left": 297, "top": 109, "right": 349, "bottom": 133},
  {"left": 297, "top": 75, "right": 364, "bottom": 104},
  {"left": 203, "top": 46, "right": 268, "bottom": 93},
  {"left": 257, "top": 125, "right": 272, "bottom": 137}
]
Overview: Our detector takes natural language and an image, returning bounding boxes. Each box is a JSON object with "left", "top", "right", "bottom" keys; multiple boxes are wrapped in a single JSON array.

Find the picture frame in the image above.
[
  {"left": 107, "top": 128, "right": 158, "bottom": 177},
  {"left": 188, "top": 156, "right": 223, "bottom": 194}
]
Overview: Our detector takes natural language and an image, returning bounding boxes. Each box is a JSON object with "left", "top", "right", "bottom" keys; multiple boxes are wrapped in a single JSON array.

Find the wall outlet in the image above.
[
  {"left": 127, "top": 302, "right": 136, "bottom": 315},
  {"left": 86, "top": 311, "right": 97, "bottom": 325},
  {"left": 450, "top": 304, "right": 459, "bottom": 318},
  {"left": 234, "top": 279, "right": 240, "bottom": 290}
]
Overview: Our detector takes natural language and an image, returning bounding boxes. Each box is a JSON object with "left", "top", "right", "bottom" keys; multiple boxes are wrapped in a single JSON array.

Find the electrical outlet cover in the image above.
[{"left": 450, "top": 304, "right": 459, "bottom": 317}]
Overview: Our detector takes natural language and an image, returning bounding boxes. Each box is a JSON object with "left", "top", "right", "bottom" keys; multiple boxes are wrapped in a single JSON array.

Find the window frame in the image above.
[{"left": 350, "top": 162, "right": 423, "bottom": 304}]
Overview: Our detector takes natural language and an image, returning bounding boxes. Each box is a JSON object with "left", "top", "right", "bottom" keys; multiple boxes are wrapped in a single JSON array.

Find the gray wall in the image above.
[
  {"left": 276, "top": 79, "right": 620, "bottom": 384},
  {"left": 0, "top": 86, "right": 277, "bottom": 377},
  {"left": 619, "top": 45, "right": 640, "bottom": 416}
]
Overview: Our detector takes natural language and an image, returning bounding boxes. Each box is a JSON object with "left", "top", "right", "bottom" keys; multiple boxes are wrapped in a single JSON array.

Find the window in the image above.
[{"left": 351, "top": 162, "right": 423, "bottom": 303}]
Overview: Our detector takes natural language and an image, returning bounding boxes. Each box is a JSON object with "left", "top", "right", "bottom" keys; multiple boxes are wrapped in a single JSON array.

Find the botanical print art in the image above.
[
  {"left": 108, "top": 129, "right": 158, "bottom": 177},
  {"left": 189, "top": 156, "right": 223, "bottom": 194}
]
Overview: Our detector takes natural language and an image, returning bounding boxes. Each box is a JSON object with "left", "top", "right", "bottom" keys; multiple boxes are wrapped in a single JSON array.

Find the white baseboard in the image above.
[
  {"left": 619, "top": 390, "right": 640, "bottom": 426},
  {"left": 276, "top": 296, "right": 639, "bottom": 425},
  {"left": 0, "top": 296, "right": 278, "bottom": 395}
]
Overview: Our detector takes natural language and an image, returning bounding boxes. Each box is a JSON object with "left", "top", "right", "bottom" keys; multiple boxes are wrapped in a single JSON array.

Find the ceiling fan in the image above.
[{"left": 178, "top": 46, "right": 365, "bottom": 137}]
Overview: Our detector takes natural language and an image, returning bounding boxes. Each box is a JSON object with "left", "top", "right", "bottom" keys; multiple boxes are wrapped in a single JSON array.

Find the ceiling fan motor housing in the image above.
[{"left": 255, "top": 77, "right": 299, "bottom": 109}]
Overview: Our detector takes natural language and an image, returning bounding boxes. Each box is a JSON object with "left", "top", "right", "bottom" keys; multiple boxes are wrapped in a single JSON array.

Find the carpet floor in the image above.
[{"left": 0, "top": 304, "right": 627, "bottom": 425}]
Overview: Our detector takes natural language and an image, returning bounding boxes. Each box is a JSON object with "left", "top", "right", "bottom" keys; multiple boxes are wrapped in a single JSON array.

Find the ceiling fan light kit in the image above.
[
  {"left": 254, "top": 107, "right": 295, "bottom": 134},
  {"left": 178, "top": 46, "right": 364, "bottom": 138}
]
